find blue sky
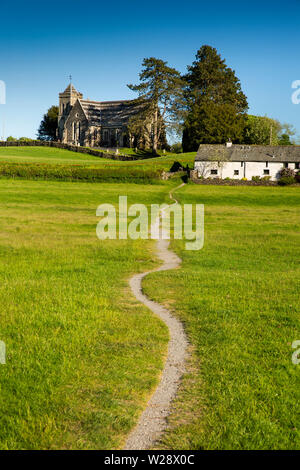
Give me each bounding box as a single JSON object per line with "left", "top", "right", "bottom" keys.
{"left": 0, "top": 0, "right": 299, "bottom": 140}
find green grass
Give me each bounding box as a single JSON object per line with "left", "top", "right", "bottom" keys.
{"left": 0, "top": 147, "right": 112, "bottom": 166}
{"left": 143, "top": 184, "right": 300, "bottom": 450}
{"left": 0, "top": 179, "right": 170, "bottom": 449}
{"left": 1, "top": 173, "right": 298, "bottom": 450}
{"left": 0, "top": 146, "right": 196, "bottom": 172}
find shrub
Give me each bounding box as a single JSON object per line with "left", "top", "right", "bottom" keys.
{"left": 278, "top": 167, "right": 295, "bottom": 185}
{"left": 279, "top": 167, "right": 295, "bottom": 178}
{"left": 252, "top": 176, "right": 261, "bottom": 182}
{"left": 278, "top": 176, "right": 296, "bottom": 186}
{"left": 170, "top": 143, "right": 183, "bottom": 154}
{"left": 261, "top": 175, "right": 271, "bottom": 182}
{"left": 295, "top": 170, "right": 300, "bottom": 183}
{"left": 18, "top": 137, "right": 34, "bottom": 142}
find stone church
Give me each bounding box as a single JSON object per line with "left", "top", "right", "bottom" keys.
{"left": 57, "top": 83, "right": 146, "bottom": 148}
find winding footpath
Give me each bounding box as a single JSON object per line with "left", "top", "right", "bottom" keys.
{"left": 124, "top": 183, "right": 188, "bottom": 450}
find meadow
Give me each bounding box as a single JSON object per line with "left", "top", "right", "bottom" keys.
{"left": 0, "top": 146, "right": 196, "bottom": 172}
{"left": 0, "top": 146, "right": 299, "bottom": 450}
{"left": 0, "top": 179, "right": 170, "bottom": 449}
{"left": 143, "top": 184, "right": 300, "bottom": 449}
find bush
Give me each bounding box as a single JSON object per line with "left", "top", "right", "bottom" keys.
{"left": 278, "top": 176, "right": 296, "bottom": 186}
{"left": 295, "top": 171, "right": 300, "bottom": 183}
{"left": 18, "top": 137, "right": 34, "bottom": 142}
{"left": 279, "top": 167, "right": 295, "bottom": 178}
{"left": 261, "top": 175, "right": 271, "bottom": 181}
{"left": 252, "top": 176, "right": 261, "bottom": 182}
{"left": 170, "top": 143, "right": 183, "bottom": 154}
{"left": 278, "top": 167, "right": 295, "bottom": 185}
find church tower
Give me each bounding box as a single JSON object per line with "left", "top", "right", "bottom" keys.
{"left": 57, "top": 83, "right": 83, "bottom": 141}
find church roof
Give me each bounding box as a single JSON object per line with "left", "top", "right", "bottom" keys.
{"left": 195, "top": 144, "right": 300, "bottom": 163}
{"left": 79, "top": 99, "right": 142, "bottom": 127}
{"left": 63, "top": 84, "right": 73, "bottom": 93}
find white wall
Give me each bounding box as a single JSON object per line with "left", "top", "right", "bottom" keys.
{"left": 194, "top": 161, "right": 299, "bottom": 181}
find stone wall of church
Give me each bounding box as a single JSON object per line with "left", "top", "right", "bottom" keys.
{"left": 63, "top": 101, "right": 88, "bottom": 146}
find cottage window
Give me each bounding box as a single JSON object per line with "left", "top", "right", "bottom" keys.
{"left": 295, "top": 162, "right": 299, "bottom": 170}
{"left": 234, "top": 170, "right": 239, "bottom": 175}
{"left": 284, "top": 162, "right": 288, "bottom": 168}
{"left": 241, "top": 161, "right": 243, "bottom": 167}
{"left": 266, "top": 161, "right": 268, "bottom": 167}
{"left": 264, "top": 169, "right": 270, "bottom": 175}
{"left": 211, "top": 169, "right": 218, "bottom": 175}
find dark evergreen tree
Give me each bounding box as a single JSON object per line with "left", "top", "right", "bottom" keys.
{"left": 37, "top": 105, "right": 59, "bottom": 141}
{"left": 182, "top": 46, "right": 248, "bottom": 151}
{"left": 128, "top": 57, "right": 184, "bottom": 154}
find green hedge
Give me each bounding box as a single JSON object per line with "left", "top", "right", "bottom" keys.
{"left": 0, "top": 162, "right": 161, "bottom": 184}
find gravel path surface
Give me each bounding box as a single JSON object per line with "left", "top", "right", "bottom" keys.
{"left": 124, "top": 183, "right": 188, "bottom": 450}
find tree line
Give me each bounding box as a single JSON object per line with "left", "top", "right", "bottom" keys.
{"left": 36, "top": 45, "right": 297, "bottom": 152}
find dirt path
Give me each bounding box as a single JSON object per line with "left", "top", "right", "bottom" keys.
{"left": 124, "top": 183, "right": 188, "bottom": 450}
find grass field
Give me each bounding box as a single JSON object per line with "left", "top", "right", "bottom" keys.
{"left": 0, "top": 179, "right": 171, "bottom": 449}
{"left": 0, "top": 146, "right": 196, "bottom": 172}
{"left": 143, "top": 184, "right": 300, "bottom": 449}
{"left": 0, "top": 147, "right": 113, "bottom": 166}
{"left": 0, "top": 156, "right": 299, "bottom": 450}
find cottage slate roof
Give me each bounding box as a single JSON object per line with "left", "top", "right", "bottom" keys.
{"left": 79, "top": 99, "right": 141, "bottom": 127}
{"left": 195, "top": 144, "right": 300, "bottom": 163}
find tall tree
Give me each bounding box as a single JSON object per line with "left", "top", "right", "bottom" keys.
{"left": 37, "top": 105, "right": 59, "bottom": 141}
{"left": 244, "top": 115, "right": 281, "bottom": 145}
{"left": 182, "top": 46, "right": 248, "bottom": 150}
{"left": 128, "top": 58, "right": 184, "bottom": 154}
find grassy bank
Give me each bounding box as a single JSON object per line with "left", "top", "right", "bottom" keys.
{"left": 0, "top": 180, "right": 170, "bottom": 449}
{"left": 0, "top": 146, "right": 196, "bottom": 172}
{"left": 143, "top": 184, "right": 300, "bottom": 450}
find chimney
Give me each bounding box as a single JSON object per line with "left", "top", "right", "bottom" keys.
{"left": 226, "top": 138, "right": 232, "bottom": 148}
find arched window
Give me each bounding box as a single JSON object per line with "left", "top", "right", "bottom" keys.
{"left": 73, "top": 122, "right": 76, "bottom": 140}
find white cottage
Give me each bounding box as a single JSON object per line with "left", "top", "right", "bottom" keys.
{"left": 194, "top": 144, "right": 300, "bottom": 181}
